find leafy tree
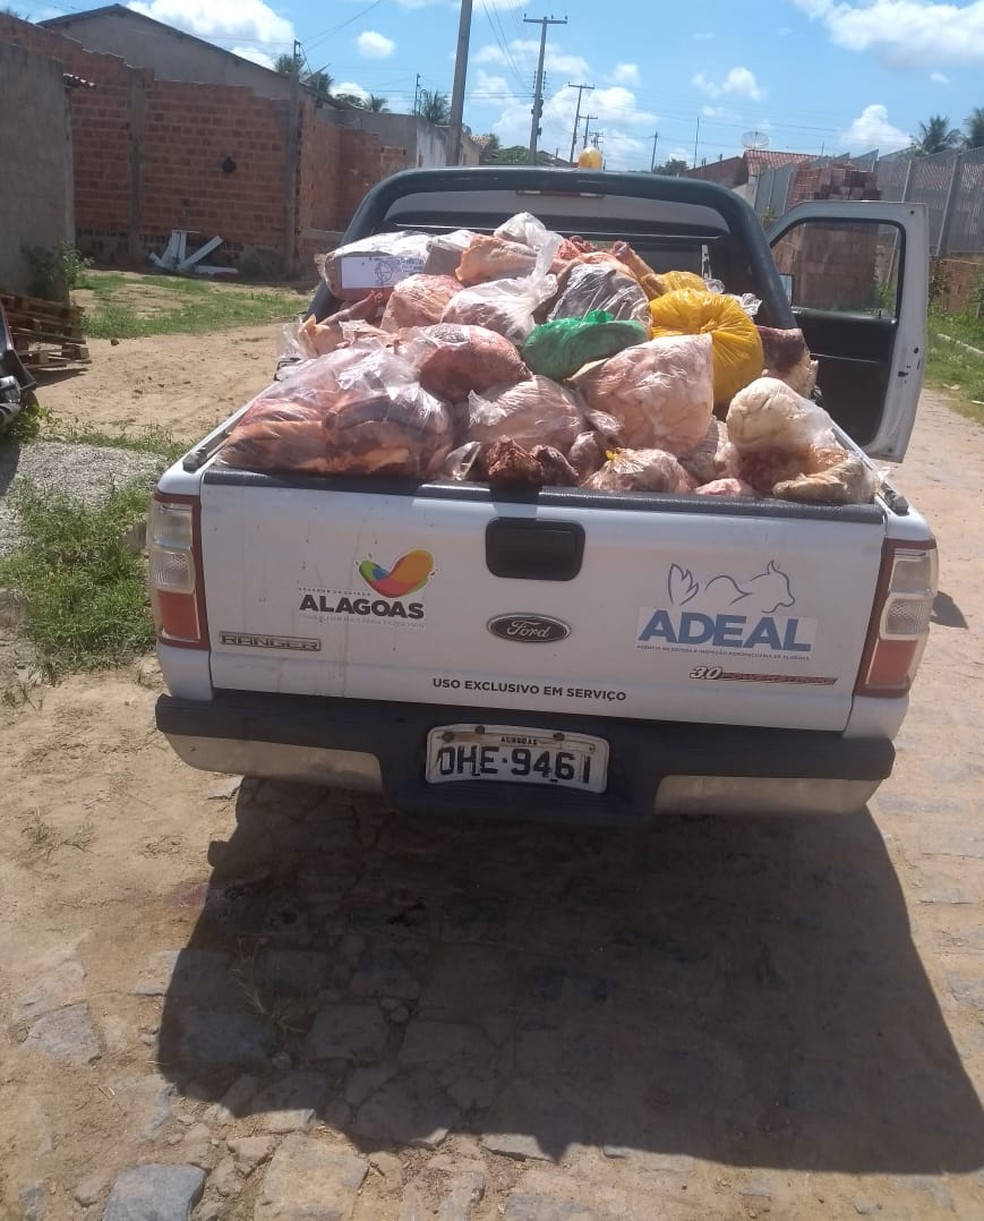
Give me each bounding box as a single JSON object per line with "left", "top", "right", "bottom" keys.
{"left": 652, "top": 158, "right": 688, "bottom": 176}
{"left": 274, "top": 52, "right": 303, "bottom": 78}
{"left": 418, "top": 89, "right": 451, "bottom": 125}
{"left": 492, "top": 144, "right": 530, "bottom": 164}
{"left": 965, "top": 106, "right": 984, "bottom": 150}
{"left": 367, "top": 94, "right": 390, "bottom": 113}
{"left": 335, "top": 93, "right": 368, "bottom": 109}
{"left": 914, "top": 114, "right": 962, "bottom": 155}
{"left": 479, "top": 133, "right": 501, "bottom": 164}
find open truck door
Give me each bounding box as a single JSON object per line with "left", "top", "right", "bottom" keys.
{"left": 768, "top": 201, "right": 929, "bottom": 461}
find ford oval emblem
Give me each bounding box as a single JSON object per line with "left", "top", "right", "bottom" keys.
{"left": 487, "top": 614, "right": 571, "bottom": 643}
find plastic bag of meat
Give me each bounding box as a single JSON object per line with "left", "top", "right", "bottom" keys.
{"left": 726, "top": 376, "right": 837, "bottom": 455}
{"left": 442, "top": 266, "right": 559, "bottom": 345}
{"left": 583, "top": 448, "right": 695, "bottom": 494}
{"left": 648, "top": 289, "right": 765, "bottom": 408}
{"left": 220, "top": 347, "right": 452, "bottom": 479}
{"left": 678, "top": 417, "right": 739, "bottom": 486}
{"left": 456, "top": 234, "right": 539, "bottom": 285}
{"left": 404, "top": 323, "right": 530, "bottom": 405}
{"left": 466, "top": 375, "right": 584, "bottom": 452}
{"left": 547, "top": 263, "right": 651, "bottom": 325}
{"left": 571, "top": 333, "right": 714, "bottom": 456}
{"left": 773, "top": 450, "right": 878, "bottom": 505}
{"left": 381, "top": 274, "right": 461, "bottom": 332}
{"left": 522, "top": 312, "right": 647, "bottom": 381}
{"left": 757, "top": 325, "right": 819, "bottom": 398}
{"left": 494, "top": 211, "right": 559, "bottom": 252}
{"left": 423, "top": 229, "right": 476, "bottom": 277}
{"left": 320, "top": 232, "right": 432, "bottom": 299}
{"left": 440, "top": 441, "right": 484, "bottom": 482}
{"left": 694, "top": 477, "right": 758, "bottom": 497}
{"left": 567, "top": 430, "right": 607, "bottom": 480}
{"left": 287, "top": 294, "right": 387, "bottom": 358}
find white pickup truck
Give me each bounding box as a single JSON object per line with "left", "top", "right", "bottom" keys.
{"left": 150, "top": 168, "right": 937, "bottom": 822}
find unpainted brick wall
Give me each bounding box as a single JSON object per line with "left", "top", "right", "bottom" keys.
{"left": 1, "top": 13, "right": 418, "bottom": 273}
{"left": 934, "top": 256, "right": 984, "bottom": 314}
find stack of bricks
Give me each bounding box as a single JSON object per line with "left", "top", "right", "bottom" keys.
{"left": 773, "top": 222, "right": 881, "bottom": 312}
{"left": 788, "top": 162, "right": 881, "bottom": 207}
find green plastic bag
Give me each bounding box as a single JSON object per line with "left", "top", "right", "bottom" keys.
{"left": 522, "top": 311, "right": 647, "bottom": 381}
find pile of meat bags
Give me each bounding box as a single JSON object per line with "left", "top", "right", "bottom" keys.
{"left": 217, "top": 212, "right": 877, "bottom": 506}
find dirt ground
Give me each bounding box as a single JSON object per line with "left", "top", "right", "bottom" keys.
{"left": 1, "top": 340, "right": 983, "bottom": 1219}
{"left": 34, "top": 324, "right": 287, "bottom": 442}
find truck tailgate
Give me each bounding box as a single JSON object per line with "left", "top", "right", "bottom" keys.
{"left": 200, "top": 474, "right": 885, "bottom": 732}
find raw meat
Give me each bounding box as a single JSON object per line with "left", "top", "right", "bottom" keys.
{"left": 467, "top": 375, "right": 584, "bottom": 452}
{"left": 694, "top": 477, "right": 758, "bottom": 497}
{"left": 423, "top": 229, "right": 474, "bottom": 277}
{"left": 773, "top": 452, "right": 878, "bottom": 505}
{"left": 456, "top": 234, "right": 537, "bottom": 285}
{"left": 407, "top": 324, "right": 529, "bottom": 404}
{"left": 737, "top": 448, "right": 810, "bottom": 494}
{"left": 381, "top": 275, "right": 461, "bottom": 331}
{"left": 572, "top": 333, "right": 714, "bottom": 456}
{"left": 547, "top": 263, "right": 650, "bottom": 324}
{"left": 678, "top": 417, "right": 739, "bottom": 485}
{"left": 757, "top": 325, "right": 819, "bottom": 398}
{"left": 480, "top": 438, "right": 543, "bottom": 487}
{"left": 530, "top": 444, "right": 580, "bottom": 486}
{"left": 442, "top": 266, "right": 559, "bottom": 345}
{"left": 221, "top": 347, "right": 453, "bottom": 479}
{"left": 583, "top": 448, "right": 695, "bottom": 493}
{"left": 726, "top": 376, "right": 837, "bottom": 454}
{"left": 567, "top": 430, "right": 607, "bottom": 479}
{"left": 296, "top": 293, "right": 386, "bottom": 357}
{"left": 610, "top": 242, "right": 666, "bottom": 299}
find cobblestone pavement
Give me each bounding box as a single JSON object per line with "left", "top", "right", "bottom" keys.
{"left": 1, "top": 391, "right": 983, "bottom": 1219}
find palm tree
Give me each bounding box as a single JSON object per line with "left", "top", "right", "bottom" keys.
{"left": 335, "top": 93, "right": 368, "bottom": 109}
{"left": 367, "top": 94, "right": 389, "bottom": 113}
{"left": 965, "top": 106, "right": 984, "bottom": 150}
{"left": 914, "top": 114, "right": 963, "bottom": 155}
{"left": 418, "top": 89, "right": 451, "bottom": 126}
{"left": 305, "top": 69, "right": 334, "bottom": 100}
{"left": 274, "top": 52, "right": 303, "bottom": 78}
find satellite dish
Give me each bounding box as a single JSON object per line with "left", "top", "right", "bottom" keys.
{"left": 742, "top": 130, "right": 770, "bottom": 150}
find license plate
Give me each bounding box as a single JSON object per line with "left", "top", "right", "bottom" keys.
{"left": 425, "top": 724, "right": 609, "bottom": 794}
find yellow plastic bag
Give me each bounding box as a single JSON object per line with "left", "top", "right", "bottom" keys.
{"left": 659, "top": 270, "right": 706, "bottom": 293}
{"left": 649, "top": 289, "right": 764, "bottom": 407}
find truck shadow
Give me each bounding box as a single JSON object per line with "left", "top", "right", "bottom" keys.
{"left": 157, "top": 782, "right": 984, "bottom": 1173}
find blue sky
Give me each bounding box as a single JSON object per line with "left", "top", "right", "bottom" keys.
{"left": 27, "top": 0, "right": 984, "bottom": 170}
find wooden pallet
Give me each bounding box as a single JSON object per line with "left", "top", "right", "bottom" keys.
{"left": 1, "top": 290, "right": 89, "bottom": 370}
{"left": 19, "top": 342, "right": 90, "bottom": 370}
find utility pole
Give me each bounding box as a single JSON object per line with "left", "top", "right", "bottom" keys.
{"left": 447, "top": 0, "right": 473, "bottom": 166}
{"left": 413, "top": 73, "right": 421, "bottom": 115}
{"left": 693, "top": 114, "right": 700, "bottom": 167}
{"left": 582, "top": 113, "right": 597, "bottom": 148}
{"left": 650, "top": 131, "right": 659, "bottom": 172}
{"left": 524, "top": 14, "right": 567, "bottom": 165}
{"left": 567, "top": 81, "right": 594, "bottom": 162}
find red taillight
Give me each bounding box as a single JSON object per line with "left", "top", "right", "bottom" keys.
{"left": 855, "top": 539, "right": 938, "bottom": 697}
{"left": 148, "top": 493, "right": 208, "bottom": 649}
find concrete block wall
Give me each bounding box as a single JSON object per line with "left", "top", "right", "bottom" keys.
{"left": 0, "top": 41, "right": 74, "bottom": 295}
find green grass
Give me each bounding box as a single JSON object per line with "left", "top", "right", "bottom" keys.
{"left": 77, "top": 270, "right": 306, "bottom": 340}
{"left": 0, "top": 480, "right": 155, "bottom": 679}
{"left": 926, "top": 308, "right": 984, "bottom": 425}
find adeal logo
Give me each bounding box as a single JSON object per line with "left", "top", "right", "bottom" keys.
{"left": 358, "top": 549, "right": 434, "bottom": 598}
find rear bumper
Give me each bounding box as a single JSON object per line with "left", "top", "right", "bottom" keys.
{"left": 156, "top": 691, "right": 894, "bottom": 824}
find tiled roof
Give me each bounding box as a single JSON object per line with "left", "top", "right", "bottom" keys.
{"left": 743, "top": 149, "right": 815, "bottom": 174}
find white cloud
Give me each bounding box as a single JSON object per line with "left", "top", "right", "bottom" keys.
{"left": 334, "top": 80, "right": 369, "bottom": 101}
{"left": 840, "top": 103, "right": 913, "bottom": 151}
{"left": 701, "top": 104, "right": 740, "bottom": 120}
{"left": 792, "top": 0, "right": 984, "bottom": 67}
{"left": 692, "top": 66, "right": 765, "bottom": 101}
{"left": 356, "top": 30, "right": 395, "bottom": 59}
{"left": 471, "top": 38, "right": 589, "bottom": 80}
{"left": 127, "top": 0, "right": 293, "bottom": 45}
{"left": 396, "top": 0, "right": 524, "bottom": 7}
{"left": 612, "top": 62, "right": 639, "bottom": 86}
{"left": 230, "top": 45, "right": 275, "bottom": 67}
{"left": 930, "top": 70, "right": 949, "bottom": 82}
